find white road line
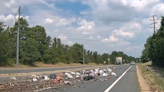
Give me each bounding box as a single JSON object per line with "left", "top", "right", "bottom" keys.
{"left": 104, "top": 65, "right": 133, "bottom": 92}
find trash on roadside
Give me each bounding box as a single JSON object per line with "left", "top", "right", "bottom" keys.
{"left": 43, "top": 75, "right": 50, "bottom": 80}
{"left": 107, "top": 68, "right": 112, "bottom": 73}
{"left": 9, "top": 77, "right": 17, "bottom": 81}
{"left": 105, "top": 78, "right": 110, "bottom": 81}
{"left": 64, "top": 81, "right": 72, "bottom": 85}
{"left": 32, "top": 77, "right": 38, "bottom": 82}
{"left": 55, "top": 76, "right": 62, "bottom": 82}
{"left": 49, "top": 74, "right": 57, "bottom": 80}
{"left": 111, "top": 72, "right": 117, "bottom": 76}
{"left": 1, "top": 66, "right": 119, "bottom": 92}
{"left": 102, "top": 73, "right": 108, "bottom": 77}
{"left": 65, "top": 72, "right": 74, "bottom": 79}
{"left": 70, "top": 72, "right": 76, "bottom": 75}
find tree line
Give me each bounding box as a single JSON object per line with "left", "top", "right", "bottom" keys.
{"left": 0, "top": 18, "right": 137, "bottom": 66}
{"left": 141, "top": 16, "right": 164, "bottom": 68}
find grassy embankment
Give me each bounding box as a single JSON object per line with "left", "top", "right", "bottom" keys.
{"left": 138, "top": 62, "right": 164, "bottom": 92}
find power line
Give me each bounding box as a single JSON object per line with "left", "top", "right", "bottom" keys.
{"left": 16, "top": 6, "right": 21, "bottom": 66}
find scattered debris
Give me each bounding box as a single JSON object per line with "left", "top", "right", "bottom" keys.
{"left": 0, "top": 66, "right": 119, "bottom": 92}
{"left": 9, "top": 77, "right": 16, "bottom": 81}
{"left": 49, "top": 74, "right": 57, "bottom": 80}
{"left": 111, "top": 72, "right": 117, "bottom": 76}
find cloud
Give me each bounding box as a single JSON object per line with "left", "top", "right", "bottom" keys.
{"left": 102, "top": 35, "right": 119, "bottom": 42}
{"left": 67, "top": 41, "right": 73, "bottom": 45}
{"left": 56, "top": 18, "right": 69, "bottom": 26}
{"left": 4, "top": 0, "right": 15, "bottom": 8}
{"left": 97, "top": 35, "right": 101, "bottom": 39}
{"left": 0, "top": 0, "right": 163, "bottom": 57}
{"left": 0, "top": 14, "right": 15, "bottom": 21}
{"left": 0, "top": 14, "right": 15, "bottom": 26}
{"left": 38, "top": 0, "right": 55, "bottom": 9}
{"left": 142, "top": 18, "right": 150, "bottom": 25}
{"left": 81, "top": 0, "right": 160, "bottom": 23}
{"left": 126, "top": 45, "right": 144, "bottom": 51}
{"left": 57, "top": 34, "right": 67, "bottom": 40}
{"left": 151, "top": 3, "right": 164, "bottom": 16}
{"left": 142, "top": 16, "right": 161, "bottom": 29}
{"left": 113, "top": 30, "right": 135, "bottom": 38}
{"left": 108, "top": 41, "right": 131, "bottom": 47}
{"left": 45, "top": 18, "right": 54, "bottom": 24}
{"left": 89, "top": 36, "right": 94, "bottom": 40}
{"left": 25, "top": 16, "right": 29, "bottom": 20}
{"left": 77, "top": 18, "right": 95, "bottom": 34}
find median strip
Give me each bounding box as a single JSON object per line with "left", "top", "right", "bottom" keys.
{"left": 0, "top": 66, "right": 107, "bottom": 78}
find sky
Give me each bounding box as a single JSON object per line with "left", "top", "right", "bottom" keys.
{"left": 0, "top": 0, "right": 164, "bottom": 57}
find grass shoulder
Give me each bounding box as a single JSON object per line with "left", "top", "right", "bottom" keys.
{"left": 138, "top": 62, "right": 164, "bottom": 92}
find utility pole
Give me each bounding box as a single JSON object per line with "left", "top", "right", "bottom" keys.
{"left": 108, "top": 58, "right": 110, "bottom": 65}
{"left": 82, "top": 41, "right": 90, "bottom": 64}
{"left": 150, "top": 15, "right": 157, "bottom": 34}
{"left": 16, "top": 6, "right": 21, "bottom": 65}
{"left": 82, "top": 44, "right": 85, "bottom": 65}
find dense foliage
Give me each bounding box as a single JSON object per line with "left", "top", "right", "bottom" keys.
{"left": 0, "top": 18, "right": 136, "bottom": 66}
{"left": 141, "top": 16, "right": 164, "bottom": 67}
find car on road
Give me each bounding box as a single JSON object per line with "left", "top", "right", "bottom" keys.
{"left": 130, "top": 61, "right": 136, "bottom": 65}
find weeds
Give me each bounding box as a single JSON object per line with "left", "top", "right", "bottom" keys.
{"left": 138, "top": 64, "right": 164, "bottom": 92}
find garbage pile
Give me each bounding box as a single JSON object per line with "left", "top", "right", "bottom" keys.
{"left": 0, "top": 67, "right": 118, "bottom": 92}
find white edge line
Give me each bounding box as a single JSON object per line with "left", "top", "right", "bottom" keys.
{"left": 104, "top": 65, "right": 133, "bottom": 92}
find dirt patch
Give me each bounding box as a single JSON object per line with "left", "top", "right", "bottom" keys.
{"left": 137, "top": 65, "right": 151, "bottom": 92}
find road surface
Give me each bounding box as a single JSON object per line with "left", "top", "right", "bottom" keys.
{"left": 0, "top": 66, "right": 94, "bottom": 74}
{"left": 42, "top": 65, "right": 139, "bottom": 92}
{"left": 0, "top": 65, "right": 102, "bottom": 83}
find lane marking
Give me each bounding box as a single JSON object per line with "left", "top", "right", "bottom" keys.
{"left": 104, "top": 65, "right": 133, "bottom": 92}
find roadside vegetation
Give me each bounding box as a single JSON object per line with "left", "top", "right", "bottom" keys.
{"left": 141, "top": 16, "right": 164, "bottom": 68}
{"left": 138, "top": 63, "right": 164, "bottom": 92}
{"left": 0, "top": 18, "right": 137, "bottom": 67}
{"left": 140, "top": 16, "right": 164, "bottom": 92}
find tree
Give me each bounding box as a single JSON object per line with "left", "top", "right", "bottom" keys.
{"left": 69, "top": 43, "right": 83, "bottom": 63}
{"left": 102, "top": 53, "right": 109, "bottom": 64}
{"left": 0, "top": 23, "right": 14, "bottom": 66}
{"left": 93, "top": 51, "right": 99, "bottom": 64}
{"left": 141, "top": 16, "right": 164, "bottom": 67}
{"left": 0, "top": 17, "right": 138, "bottom": 66}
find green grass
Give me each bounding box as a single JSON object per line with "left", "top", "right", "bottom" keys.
{"left": 138, "top": 64, "right": 164, "bottom": 92}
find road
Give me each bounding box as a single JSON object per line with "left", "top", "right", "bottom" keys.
{"left": 0, "top": 65, "right": 100, "bottom": 83}
{"left": 0, "top": 66, "right": 94, "bottom": 74}
{"left": 42, "top": 65, "right": 139, "bottom": 92}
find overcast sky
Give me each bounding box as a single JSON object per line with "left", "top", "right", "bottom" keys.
{"left": 0, "top": 0, "right": 164, "bottom": 57}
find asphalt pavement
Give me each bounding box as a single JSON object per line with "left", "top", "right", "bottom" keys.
{"left": 0, "top": 66, "right": 94, "bottom": 74}
{"left": 109, "top": 65, "right": 139, "bottom": 92}
{"left": 0, "top": 65, "right": 98, "bottom": 83}
{"left": 41, "top": 65, "right": 139, "bottom": 92}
